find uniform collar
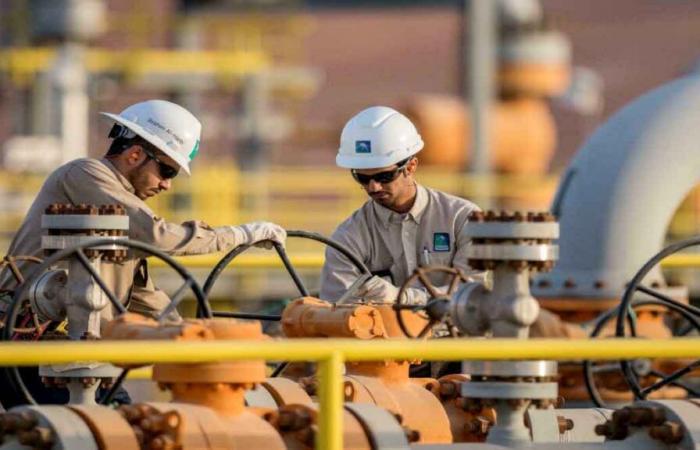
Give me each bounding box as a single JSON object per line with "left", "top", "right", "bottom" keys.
{"left": 373, "top": 184, "right": 428, "bottom": 228}
{"left": 101, "top": 158, "right": 136, "bottom": 194}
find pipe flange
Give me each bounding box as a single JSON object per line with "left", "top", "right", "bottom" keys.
{"left": 467, "top": 244, "right": 558, "bottom": 262}
{"left": 462, "top": 381, "right": 559, "bottom": 400}
{"left": 464, "top": 221, "right": 559, "bottom": 240}
{"left": 4, "top": 405, "right": 99, "bottom": 450}
{"left": 462, "top": 360, "right": 558, "bottom": 378}
{"left": 39, "top": 363, "right": 122, "bottom": 379}
{"left": 469, "top": 210, "right": 556, "bottom": 224}
{"left": 41, "top": 215, "right": 129, "bottom": 231}
{"left": 344, "top": 403, "right": 411, "bottom": 449}
{"left": 41, "top": 235, "right": 128, "bottom": 251}
{"left": 450, "top": 281, "right": 489, "bottom": 336}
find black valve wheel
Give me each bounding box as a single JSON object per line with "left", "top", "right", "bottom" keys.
{"left": 0, "top": 255, "right": 47, "bottom": 340}
{"left": 1, "top": 238, "right": 208, "bottom": 408}
{"left": 611, "top": 236, "right": 700, "bottom": 405}
{"left": 202, "top": 230, "right": 371, "bottom": 378}
{"left": 583, "top": 297, "right": 700, "bottom": 408}
{"left": 201, "top": 230, "right": 371, "bottom": 320}
{"left": 392, "top": 266, "right": 468, "bottom": 339}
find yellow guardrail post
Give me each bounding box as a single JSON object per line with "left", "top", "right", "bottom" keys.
{"left": 317, "top": 351, "right": 344, "bottom": 450}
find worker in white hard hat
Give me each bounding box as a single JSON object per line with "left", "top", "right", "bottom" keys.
{"left": 320, "top": 106, "right": 587, "bottom": 347}
{"left": 0, "top": 99, "right": 286, "bottom": 323}
{"left": 320, "top": 106, "right": 480, "bottom": 305}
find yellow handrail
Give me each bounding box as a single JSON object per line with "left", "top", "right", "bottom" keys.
{"left": 147, "top": 252, "right": 700, "bottom": 270}
{"left": 658, "top": 253, "right": 700, "bottom": 268}
{"left": 1, "top": 337, "right": 699, "bottom": 450}
{"left": 1, "top": 338, "right": 698, "bottom": 365}
{"left": 149, "top": 252, "right": 325, "bottom": 269}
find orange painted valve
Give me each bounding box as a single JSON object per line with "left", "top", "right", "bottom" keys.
{"left": 277, "top": 298, "right": 494, "bottom": 444}
{"left": 102, "top": 313, "right": 287, "bottom": 449}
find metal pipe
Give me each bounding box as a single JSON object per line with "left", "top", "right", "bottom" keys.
{"left": 3, "top": 337, "right": 698, "bottom": 449}
{"left": 467, "top": 0, "right": 497, "bottom": 175}
{"left": 0, "top": 338, "right": 699, "bottom": 366}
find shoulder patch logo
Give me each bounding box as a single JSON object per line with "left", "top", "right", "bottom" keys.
{"left": 355, "top": 140, "right": 371, "bottom": 154}
{"left": 433, "top": 232, "right": 450, "bottom": 252}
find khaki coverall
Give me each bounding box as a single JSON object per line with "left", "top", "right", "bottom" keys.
{"left": 320, "top": 183, "right": 585, "bottom": 338}
{"left": 320, "top": 184, "right": 480, "bottom": 303}
{"left": 0, "top": 158, "right": 242, "bottom": 321}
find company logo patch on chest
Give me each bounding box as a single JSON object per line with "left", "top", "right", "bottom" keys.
{"left": 355, "top": 140, "right": 372, "bottom": 153}
{"left": 433, "top": 232, "right": 450, "bottom": 252}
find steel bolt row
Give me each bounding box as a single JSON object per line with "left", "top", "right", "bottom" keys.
{"left": 118, "top": 404, "right": 181, "bottom": 450}
{"left": 0, "top": 411, "right": 54, "bottom": 449}
{"left": 44, "top": 203, "right": 126, "bottom": 216}
{"left": 44, "top": 203, "right": 128, "bottom": 262}
{"left": 595, "top": 406, "right": 684, "bottom": 444}
{"left": 469, "top": 211, "right": 556, "bottom": 223}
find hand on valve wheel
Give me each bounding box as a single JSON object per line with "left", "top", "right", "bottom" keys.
{"left": 356, "top": 275, "right": 429, "bottom": 305}
{"left": 229, "top": 222, "right": 287, "bottom": 249}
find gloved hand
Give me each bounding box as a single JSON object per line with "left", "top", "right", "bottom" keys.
{"left": 356, "top": 276, "right": 430, "bottom": 305}
{"left": 229, "top": 222, "right": 287, "bottom": 249}
{"left": 355, "top": 276, "right": 400, "bottom": 303}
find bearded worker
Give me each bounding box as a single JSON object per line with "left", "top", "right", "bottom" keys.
{"left": 0, "top": 99, "right": 286, "bottom": 322}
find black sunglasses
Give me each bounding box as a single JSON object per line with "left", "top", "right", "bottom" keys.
{"left": 351, "top": 159, "right": 410, "bottom": 185}
{"left": 142, "top": 147, "right": 180, "bottom": 179}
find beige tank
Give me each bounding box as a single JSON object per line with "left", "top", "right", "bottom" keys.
{"left": 403, "top": 95, "right": 556, "bottom": 174}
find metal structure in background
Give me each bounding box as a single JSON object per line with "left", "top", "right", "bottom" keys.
{"left": 464, "top": 0, "right": 573, "bottom": 210}
{"left": 0, "top": 1, "right": 321, "bottom": 173}
{"left": 466, "top": 0, "right": 497, "bottom": 176}
{"left": 535, "top": 74, "right": 700, "bottom": 301}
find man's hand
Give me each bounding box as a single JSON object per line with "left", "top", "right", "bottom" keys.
{"left": 356, "top": 276, "right": 433, "bottom": 305}
{"left": 230, "top": 222, "right": 287, "bottom": 249}
{"left": 356, "top": 276, "right": 400, "bottom": 303}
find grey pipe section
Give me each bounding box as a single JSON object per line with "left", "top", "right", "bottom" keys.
{"left": 467, "top": 0, "right": 497, "bottom": 175}
{"left": 533, "top": 75, "right": 700, "bottom": 299}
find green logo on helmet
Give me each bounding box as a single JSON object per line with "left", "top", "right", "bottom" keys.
{"left": 189, "top": 139, "right": 200, "bottom": 161}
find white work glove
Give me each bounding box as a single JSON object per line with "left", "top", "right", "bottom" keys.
{"left": 355, "top": 276, "right": 399, "bottom": 303}
{"left": 229, "top": 221, "right": 287, "bottom": 249}
{"left": 356, "top": 276, "right": 430, "bottom": 305}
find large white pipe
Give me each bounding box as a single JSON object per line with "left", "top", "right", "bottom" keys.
{"left": 53, "top": 42, "right": 89, "bottom": 164}
{"left": 533, "top": 75, "right": 700, "bottom": 299}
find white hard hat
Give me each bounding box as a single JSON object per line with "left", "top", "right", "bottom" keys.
{"left": 101, "top": 100, "right": 202, "bottom": 175}
{"left": 336, "top": 106, "right": 424, "bottom": 169}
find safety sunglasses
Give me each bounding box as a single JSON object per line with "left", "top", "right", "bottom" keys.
{"left": 351, "top": 159, "right": 410, "bottom": 185}
{"left": 142, "top": 147, "right": 180, "bottom": 179}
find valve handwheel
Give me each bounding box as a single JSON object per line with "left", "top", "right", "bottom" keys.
{"left": 0, "top": 255, "right": 47, "bottom": 340}
{"left": 582, "top": 298, "right": 700, "bottom": 408}
{"left": 393, "top": 266, "right": 468, "bottom": 339}
{"left": 202, "top": 230, "right": 372, "bottom": 378}
{"left": 613, "top": 236, "right": 700, "bottom": 404}
{"left": 1, "top": 238, "right": 208, "bottom": 407}
{"left": 201, "top": 230, "right": 371, "bottom": 318}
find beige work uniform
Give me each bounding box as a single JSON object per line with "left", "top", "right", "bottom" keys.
{"left": 320, "top": 183, "right": 585, "bottom": 338}
{"left": 320, "top": 184, "right": 480, "bottom": 303}
{"left": 0, "top": 158, "right": 242, "bottom": 321}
